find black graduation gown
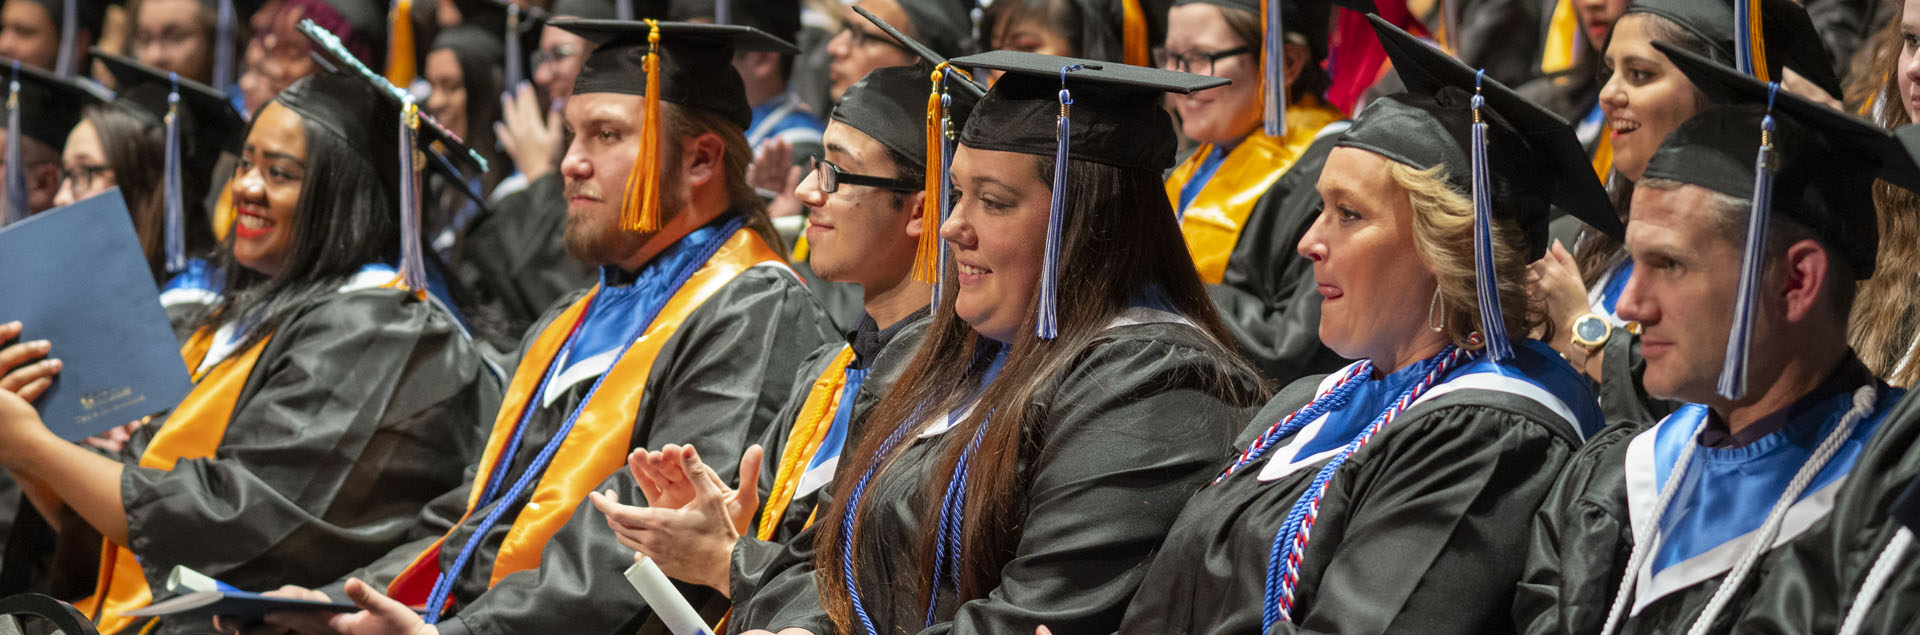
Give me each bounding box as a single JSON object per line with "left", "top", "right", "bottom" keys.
{"left": 1208, "top": 134, "right": 1348, "bottom": 387}
{"left": 1725, "top": 387, "right": 1920, "bottom": 634}
{"left": 1512, "top": 364, "right": 1899, "bottom": 635}
{"left": 121, "top": 285, "right": 501, "bottom": 628}
{"left": 1119, "top": 361, "right": 1586, "bottom": 635}
{"left": 729, "top": 321, "right": 1265, "bottom": 635}
{"left": 1596, "top": 323, "right": 1677, "bottom": 428}
{"left": 733, "top": 310, "right": 933, "bottom": 585}
{"left": 451, "top": 172, "right": 597, "bottom": 351}
{"left": 323, "top": 264, "right": 838, "bottom": 635}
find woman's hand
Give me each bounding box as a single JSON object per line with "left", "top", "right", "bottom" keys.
{"left": 589, "top": 444, "right": 763, "bottom": 593}
{"left": 1781, "top": 68, "right": 1844, "bottom": 111}
{"left": 1528, "top": 240, "right": 1589, "bottom": 339}
{"left": 250, "top": 585, "right": 345, "bottom": 634}
{"left": 0, "top": 321, "right": 60, "bottom": 402}
{"left": 495, "top": 82, "right": 565, "bottom": 183}
{"left": 327, "top": 579, "right": 436, "bottom": 635}
{"left": 83, "top": 419, "right": 147, "bottom": 454}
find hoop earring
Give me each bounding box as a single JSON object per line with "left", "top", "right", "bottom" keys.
{"left": 1427, "top": 287, "right": 1445, "bottom": 333}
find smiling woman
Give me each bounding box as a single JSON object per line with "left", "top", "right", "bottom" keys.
{"left": 0, "top": 71, "right": 498, "bottom": 633}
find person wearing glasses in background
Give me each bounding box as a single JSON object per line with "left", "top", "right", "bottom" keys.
{"left": 823, "top": 0, "right": 969, "bottom": 103}
{"left": 1161, "top": 0, "right": 1366, "bottom": 386}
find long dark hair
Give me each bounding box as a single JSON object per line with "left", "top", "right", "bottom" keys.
{"left": 812, "top": 152, "right": 1267, "bottom": 632}
{"left": 83, "top": 104, "right": 216, "bottom": 283}
{"left": 1574, "top": 11, "right": 1714, "bottom": 287}
{"left": 203, "top": 93, "right": 400, "bottom": 351}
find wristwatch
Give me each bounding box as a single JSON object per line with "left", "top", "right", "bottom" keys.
{"left": 1569, "top": 313, "right": 1612, "bottom": 352}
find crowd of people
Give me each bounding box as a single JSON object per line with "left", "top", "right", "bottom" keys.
{"left": 0, "top": 0, "right": 1918, "bottom": 633}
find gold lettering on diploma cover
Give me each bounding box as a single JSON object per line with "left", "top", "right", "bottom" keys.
{"left": 75, "top": 387, "right": 145, "bottom": 424}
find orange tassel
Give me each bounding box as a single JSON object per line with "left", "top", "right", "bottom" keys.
{"left": 621, "top": 20, "right": 665, "bottom": 233}
{"left": 1747, "top": 0, "right": 1769, "bottom": 83}
{"left": 385, "top": 0, "right": 416, "bottom": 86}
{"left": 1121, "top": 0, "right": 1148, "bottom": 68}
{"left": 911, "top": 65, "right": 946, "bottom": 283}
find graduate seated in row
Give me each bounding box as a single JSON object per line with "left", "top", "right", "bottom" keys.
{"left": 712, "top": 50, "right": 1267, "bottom": 635}
{"left": 587, "top": 62, "right": 979, "bottom": 605}
{"left": 0, "top": 67, "right": 502, "bottom": 634}
{"left": 1513, "top": 42, "right": 1920, "bottom": 635}
{"left": 1118, "top": 16, "right": 1609, "bottom": 635}
{"left": 256, "top": 19, "right": 839, "bottom": 635}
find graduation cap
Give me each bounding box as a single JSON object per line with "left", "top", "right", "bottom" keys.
{"left": 1622, "top": 0, "right": 1840, "bottom": 100}
{"left": 1647, "top": 41, "right": 1920, "bottom": 399}
{"left": 550, "top": 0, "right": 621, "bottom": 19}
{"left": 853, "top": 5, "right": 985, "bottom": 96}
{"left": 952, "top": 50, "right": 1224, "bottom": 338}
{"left": 200, "top": 0, "right": 270, "bottom": 92}
{"left": 95, "top": 51, "right": 246, "bottom": 274}
{"left": 668, "top": 0, "right": 797, "bottom": 43}
{"left": 292, "top": 18, "right": 488, "bottom": 293}
{"left": 1168, "top": 0, "right": 1371, "bottom": 138}
{"left": 1338, "top": 15, "right": 1615, "bottom": 362}
{"left": 888, "top": 0, "right": 974, "bottom": 61}
{"left": 2, "top": 60, "right": 105, "bottom": 223}
{"left": 553, "top": 18, "right": 794, "bottom": 233}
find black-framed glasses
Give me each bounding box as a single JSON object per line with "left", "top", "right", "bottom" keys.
{"left": 837, "top": 24, "right": 914, "bottom": 55}
{"left": 58, "top": 163, "right": 112, "bottom": 192}
{"left": 810, "top": 156, "right": 918, "bottom": 194}
{"left": 1156, "top": 46, "right": 1253, "bottom": 76}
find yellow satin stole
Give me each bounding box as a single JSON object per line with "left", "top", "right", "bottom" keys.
{"left": 1166, "top": 99, "right": 1344, "bottom": 284}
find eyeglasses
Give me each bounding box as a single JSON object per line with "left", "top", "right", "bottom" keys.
{"left": 837, "top": 24, "right": 913, "bottom": 55}
{"left": 1156, "top": 46, "right": 1253, "bottom": 76}
{"left": 531, "top": 43, "right": 583, "bottom": 68}
{"left": 59, "top": 163, "right": 112, "bottom": 193}
{"left": 810, "top": 156, "right": 918, "bottom": 194}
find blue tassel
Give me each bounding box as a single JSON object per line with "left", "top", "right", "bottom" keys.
{"left": 1469, "top": 70, "right": 1514, "bottom": 362}
{"left": 616, "top": 0, "right": 632, "bottom": 21}
{"left": 935, "top": 88, "right": 954, "bottom": 312}
{"left": 715, "top": 0, "right": 730, "bottom": 24}
{"left": 6, "top": 62, "right": 25, "bottom": 226}
{"left": 1718, "top": 84, "right": 1779, "bottom": 400}
{"left": 398, "top": 101, "right": 429, "bottom": 292}
{"left": 213, "top": 0, "right": 235, "bottom": 92}
{"left": 1733, "top": 0, "right": 1754, "bottom": 76}
{"left": 1039, "top": 65, "right": 1082, "bottom": 340}
{"left": 1262, "top": 0, "right": 1284, "bottom": 137}
{"left": 503, "top": 4, "right": 524, "bottom": 88}
{"left": 54, "top": 0, "right": 74, "bottom": 78}
{"left": 163, "top": 73, "right": 186, "bottom": 274}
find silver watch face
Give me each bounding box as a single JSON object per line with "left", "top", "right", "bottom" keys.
{"left": 1576, "top": 316, "right": 1609, "bottom": 342}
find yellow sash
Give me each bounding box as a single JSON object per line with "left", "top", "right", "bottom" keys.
{"left": 755, "top": 346, "right": 856, "bottom": 540}
{"left": 75, "top": 327, "right": 273, "bottom": 634}
{"left": 1539, "top": 0, "right": 1579, "bottom": 75}
{"left": 388, "top": 228, "right": 786, "bottom": 606}
{"left": 1166, "top": 100, "right": 1344, "bottom": 284}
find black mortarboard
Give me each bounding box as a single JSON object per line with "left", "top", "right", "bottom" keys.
{"left": 669, "top": 0, "right": 798, "bottom": 44}
{"left": 1647, "top": 42, "right": 1920, "bottom": 399}
{"left": 833, "top": 66, "right": 977, "bottom": 172}
{"left": 890, "top": 0, "right": 973, "bottom": 60}
{"left": 854, "top": 5, "right": 985, "bottom": 96}
{"left": 559, "top": 19, "right": 796, "bottom": 128}
{"left": 4, "top": 0, "right": 104, "bottom": 77}
{"left": 1341, "top": 15, "right": 1614, "bottom": 362}
{"left": 550, "top": 0, "right": 620, "bottom": 19}
{"left": 1622, "top": 0, "right": 1840, "bottom": 100}
{"left": 2, "top": 60, "right": 104, "bottom": 222}
{"left": 95, "top": 51, "right": 247, "bottom": 273}
{"left": 294, "top": 18, "right": 487, "bottom": 292}
{"left": 952, "top": 50, "right": 1223, "bottom": 338}
{"left": 555, "top": 18, "right": 793, "bottom": 233}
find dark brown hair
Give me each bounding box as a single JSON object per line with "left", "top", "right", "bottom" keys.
{"left": 82, "top": 103, "right": 215, "bottom": 283}
{"left": 811, "top": 151, "right": 1266, "bottom": 632}
{"left": 660, "top": 102, "right": 785, "bottom": 258}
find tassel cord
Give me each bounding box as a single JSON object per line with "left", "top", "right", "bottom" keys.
{"left": 1468, "top": 71, "right": 1513, "bottom": 361}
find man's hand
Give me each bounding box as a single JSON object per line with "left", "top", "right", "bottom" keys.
{"left": 588, "top": 444, "right": 763, "bottom": 593}
{"left": 327, "top": 579, "right": 436, "bottom": 635}
{"left": 250, "top": 585, "right": 345, "bottom": 635}
{"left": 496, "top": 82, "right": 566, "bottom": 183}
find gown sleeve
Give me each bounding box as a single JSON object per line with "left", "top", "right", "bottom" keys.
{"left": 1511, "top": 422, "right": 1644, "bottom": 635}
{"left": 119, "top": 288, "right": 498, "bottom": 592}
{"left": 1597, "top": 325, "right": 1675, "bottom": 426}
{"left": 1273, "top": 396, "right": 1580, "bottom": 634}
{"left": 1207, "top": 136, "right": 1348, "bottom": 387}
{"left": 431, "top": 267, "right": 839, "bottom": 635}
{"left": 920, "top": 332, "right": 1256, "bottom": 635}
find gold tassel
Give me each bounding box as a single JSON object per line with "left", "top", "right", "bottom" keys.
{"left": 911, "top": 64, "right": 947, "bottom": 283}
{"left": 621, "top": 20, "right": 665, "bottom": 233}
{"left": 1747, "top": 0, "right": 1769, "bottom": 83}
{"left": 1121, "top": 0, "right": 1148, "bottom": 67}
{"left": 386, "top": 0, "right": 416, "bottom": 86}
